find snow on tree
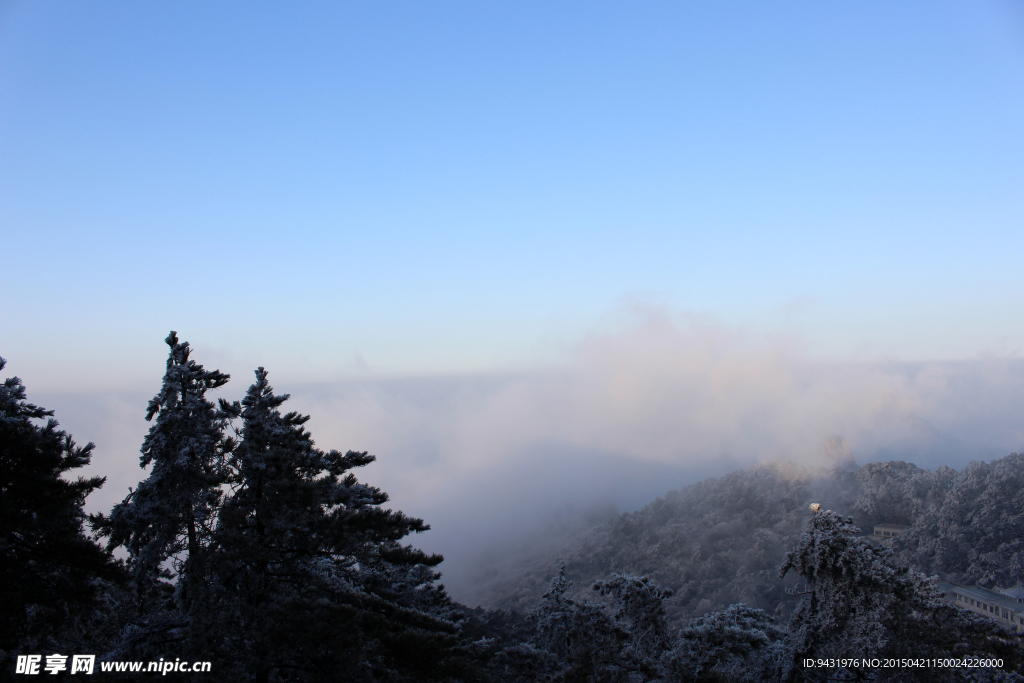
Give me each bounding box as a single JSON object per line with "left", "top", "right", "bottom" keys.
{"left": 529, "top": 561, "right": 631, "bottom": 682}
{"left": 0, "top": 357, "right": 122, "bottom": 655}
{"left": 92, "top": 332, "right": 232, "bottom": 658}
{"left": 892, "top": 453, "right": 1024, "bottom": 589}
{"left": 780, "top": 507, "right": 1023, "bottom": 682}
{"left": 592, "top": 573, "right": 673, "bottom": 665}
{"left": 852, "top": 460, "right": 955, "bottom": 527}
{"left": 659, "top": 603, "right": 785, "bottom": 683}
{"left": 522, "top": 563, "right": 785, "bottom": 682}
{"left": 207, "top": 367, "right": 462, "bottom": 682}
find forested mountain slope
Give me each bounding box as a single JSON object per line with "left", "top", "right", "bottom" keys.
{"left": 892, "top": 453, "right": 1024, "bottom": 588}
{"left": 480, "top": 454, "right": 1024, "bottom": 624}
{"left": 480, "top": 462, "right": 859, "bottom": 622}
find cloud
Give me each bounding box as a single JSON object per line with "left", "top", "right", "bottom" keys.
{"left": 26, "top": 308, "right": 1024, "bottom": 603}
{"left": 298, "top": 309, "right": 1023, "bottom": 492}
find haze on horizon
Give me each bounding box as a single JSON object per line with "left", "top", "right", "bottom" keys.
{"left": 2, "top": 1, "right": 1023, "bottom": 602}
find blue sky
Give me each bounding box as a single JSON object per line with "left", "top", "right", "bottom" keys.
{"left": 5, "top": 2, "right": 1024, "bottom": 599}
{"left": 2, "top": 0, "right": 1023, "bottom": 390}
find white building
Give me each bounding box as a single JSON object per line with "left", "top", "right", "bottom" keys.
{"left": 938, "top": 582, "right": 1024, "bottom": 632}
{"left": 869, "top": 523, "right": 910, "bottom": 542}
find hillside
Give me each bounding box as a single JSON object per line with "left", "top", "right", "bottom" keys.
{"left": 476, "top": 461, "right": 859, "bottom": 622}
{"left": 477, "top": 454, "right": 1024, "bottom": 624}
{"left": 892, "top": 452, "right": 1024, "bottom": 588}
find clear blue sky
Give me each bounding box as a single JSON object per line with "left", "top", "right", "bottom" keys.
{"left": 3, "top": 1, "right": 1023, "bottom": 391}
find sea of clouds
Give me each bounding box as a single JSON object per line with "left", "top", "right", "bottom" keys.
{"left": 28, "top": 310, "right": 1024, "bottom": 603}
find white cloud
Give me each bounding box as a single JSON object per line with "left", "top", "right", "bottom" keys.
{"left": 27, "top": 309, "right": 1024, "bottom": 602}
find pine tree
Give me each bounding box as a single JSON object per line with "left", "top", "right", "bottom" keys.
{"left": 529, "top": 562, "right": 630, "bottom": 683}
{"left": 663, "top": 604, "right": 785, "bottom": 683}
{"left": 209, "top": 367, "right": 462, "bottom": 682}
{"left": 0, "top": 357, "right": 123, "bottom": 654}
{"left": 92, "top": 332, "right": 232, "bottom": 654}
{"left": 592, "top": 573, "right": 673, "bottom": 664}
{"left": 780, "top": 507, "right": 1023, "bottom": 682}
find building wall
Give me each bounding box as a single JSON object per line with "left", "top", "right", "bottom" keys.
{"left": 946, "top": 585, "right": 1024, "bottom": 632}
{"left": 870, "top": 523, "right": 910, "bottom": 542}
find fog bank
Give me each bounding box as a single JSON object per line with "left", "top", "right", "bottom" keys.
{"left": 28, "top": 313, "right": 1024, "bottom": 603}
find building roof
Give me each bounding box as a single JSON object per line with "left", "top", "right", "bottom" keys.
{"left": 1000, "top": 584, "right": 1024, "bottom": 600}
{"left": 951, "top": 584, "right": 1023, "bottom": 613}
{"left": 873, "top": 523, "right": 911, "bottom": 531}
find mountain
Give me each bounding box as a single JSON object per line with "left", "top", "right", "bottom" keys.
{"left": 476, "top": 454, "right": 1024, "bottom": 624}
{"left": 891, "top": 452, "right": 1024, "bottom": 588}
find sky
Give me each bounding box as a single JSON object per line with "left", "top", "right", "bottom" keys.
{"left": 3, "top": 1, "right": 1024, "bottom": 601}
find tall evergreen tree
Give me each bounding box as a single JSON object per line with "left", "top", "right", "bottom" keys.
{"left": 0, "top": 357, "right": 122, "bottom": 654}
{"left": 209, "top": 367, "right": 461, "bottom": 682}
{"left": 529, "top": 561, "right": 628, "bottom": 682}
{"left": 93, "top": 332, "right": 232, "bottom": 646}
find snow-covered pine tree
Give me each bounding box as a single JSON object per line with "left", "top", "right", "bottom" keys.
{"left": 526, "top": 562, "right": 640, "bottom": 683}
{"left": 93, "top": 332, "right": 232, "bottom": 641}
{"left": 592, "top": 573, "right": 673, "bottom": 666}
{"left": 517, "top": 562, "right": 787, "bottom": 682}
{"left": 0, "top": 358, "right": 123, "bottom": 654}
{"left": 780, "top": 508, "right": 1023, "bottom": 682}
{"left": 208, "top": 367, "right": 461, "bottom": 682}
{"left": 664, "top": 603, "right": 785, "bottom": 683}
